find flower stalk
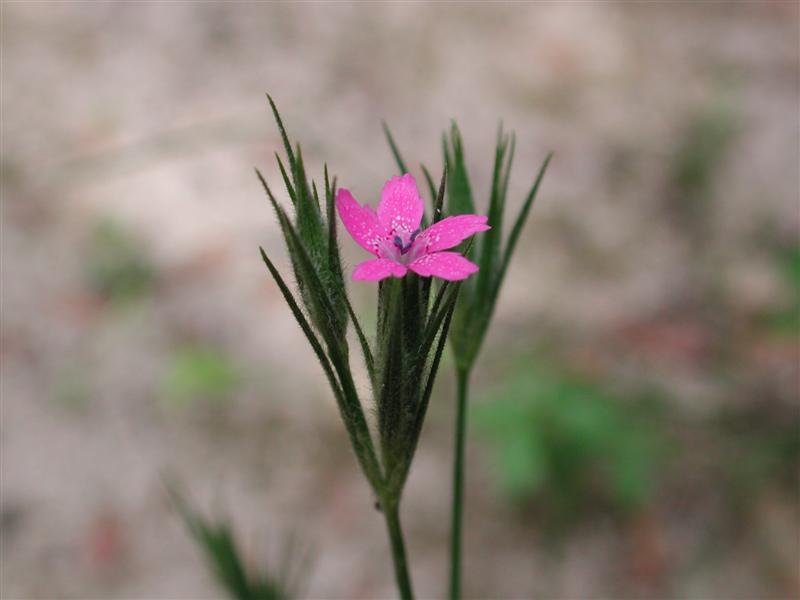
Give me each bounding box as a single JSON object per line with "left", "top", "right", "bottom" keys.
{"left": 448, "top": 367, "right": 469, "bottom": 600}
{"left": 383, "top": 499, "right": 414, "bottom": 600}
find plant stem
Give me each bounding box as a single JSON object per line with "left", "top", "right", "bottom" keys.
{"left": 448, "top": 368, "right": 470, "bottom": 600}
{"left": 384, "top": 502, "right": 415, "bottom": 600}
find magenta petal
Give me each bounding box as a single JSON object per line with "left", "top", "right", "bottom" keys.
{"left": 352, "top": 258, "right": 408, "bottom": 281}
{"left": 377, "top": 174, "right": 424, "bottom": 235}
{"left": 336, "top": 188, "right": 388, "bottom": 256}
{"left": 409, "top": 252, "right": 479, "bottom": 281}
{"left": 416, "top": 214, "right": 490, "bottom": 253}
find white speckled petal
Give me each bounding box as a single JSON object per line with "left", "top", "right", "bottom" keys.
{"left": 352, "top": 258, "right": 408, "bottom": 281}
{"left": 336, "top": 188, "right": 389, "bottom": 256}
{"left": 408, "top": 252, "right": 479, "bottom": 281}
{"left": 416, "top": 215, "right": 490, "bottom": 253}
{"left": 377, "top": 174, "right": 424, "bottom": 235}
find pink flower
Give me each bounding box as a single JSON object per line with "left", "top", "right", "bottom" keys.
{"left": 337, "top": 173, "right": 490, "bottom": 282}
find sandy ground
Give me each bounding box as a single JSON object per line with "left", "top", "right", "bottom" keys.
{"left": 2, "top": 2, "right": 798, "bottom": 599}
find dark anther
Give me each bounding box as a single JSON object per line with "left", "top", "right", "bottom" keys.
{"left": 394, "top": 230, "right": 419, "bottom": 255}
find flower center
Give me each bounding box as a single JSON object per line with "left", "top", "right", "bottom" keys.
{"left": 380, "top": 228, "right": 422, "bottom": 264}
{"left": 393, "top": 228, "right": 420, "bottom": 255}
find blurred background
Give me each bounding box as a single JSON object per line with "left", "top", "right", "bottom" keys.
{"left": 2, "top": 2, "right": 798, "bottom": 598}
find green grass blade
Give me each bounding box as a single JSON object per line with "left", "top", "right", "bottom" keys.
{"left": 382, "top": 121, "right": 409, "bottom": 174}
{"left": 294, "top": 144, "right": 321, "bottom": 218}
{"left": 261, "top": 244, "right": 382, "bottom": 489}
{"left": 342, "top": 292, "right": 376, "bottom": 390}
{"left": 255, "top": 168, "right": 295, "bottom": 251}
{"left": 394, "top": 284, "right": 460, "bottom": 490}
{"left": 445, "top": 122, "right": 475, "bottom": 216}
{"left": 500, "top": 133, "right": 516, "bottom": 205}
{"left": 312, "top": 180, "right": 321, "bottom": 212}
{"left": 291, "top": 146, "right": 324, "bottom": 256}
{"left": 494, "top": 152, "right": 552, "bottom": 303}
{"left": 425, "top": 279, "right": 450, "bottom": 335}
{"left": 417, "top": 285, "right": 459, "bottom": 437}
{"left": 419, "top": 282, "right": 458, "bottom": 370}
{"left": 325, "top": 165, "right": 344, "bottom": 285}
{"left": 169, "top": 484, "right": 289, "bottom": 600}
{"left": 432, "top": 164, "right": 448, "bottom": 224}
{"left": 276, "top": 155, "right": 297, "bottom": 206}
{"left": 274, "top": 202, "right": 342, "bottom": 345}
{"left": 258, "top": 247, "right": 343, "bottom": 403}
{"left": 420, "top": 164, "right": 438, "bottom": 212}
{"left": 475, "top": 128, "right": 509, "bottom": 307}
{"left": 267, "top": 94, "right": 296, "bottom": 168}
{"left": 273, "top": 206, "right": 383, "bottom": 487}
{"left": 419, "top": 166, "right": 449, "bottom": 320}
{"left": 375, "top": 279, "right": 405, "bottom": 475}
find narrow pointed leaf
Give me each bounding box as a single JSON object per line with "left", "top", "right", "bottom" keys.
{"left": 419, "top": 166, "right": 448, "bottom": 316}
{"left": 445, "top": 122, "right": 475, "bottom": 216}
{"left": 343, "top": 294, "right": 376, "bottom": 389}
{"left": 312, "top": 180, "right": 321, "bottom": 212}
{"left": 263, "top": 240, "right": 381, "bottom": 489}
{"left": 419, "top": 282, "right": 459, "bottom": 367}
{"left": 420, "top": 164, "right": 438, "bottom": 213}
{"left": 500, "top": 133, "right": 516, "bottom": 205}
{"left": 272, "top": 204, "right": 382, "bottom": 484}
{"left": 475, "top": 130, "right": 509, "bottom": 306}
{"left": 418, "top": 288, "right": 459, "bottom": 432}
{"left": 276, "top": 155, "right": 297, "bottom": 205}
{"left": 325, "top": 165, "right": 343, "bottom": 282}
{"left": 425, "top": 279, "right": 451, "bottom": 335}
{"left": 382, "top": 121, "right": 409, "bottom": 174}
{"left": 274, "top": 203, "right": 343, "bottom": 348}
{"left": 255, "top": 168, "right": 296, "bottom": 252}
{"left": 294, "top": 144, "right": 321, "bottom": 218}
{"left": 432, "top": 164, "right": 448, "bottom": 225}
{"left": 375, "top": 279, "right": 405, "bottom": 474}
{"left": 258, "top": 247, "right": 343, "bottom": 404}
{"left": 494, "top": 152, "right": 552, "bottom": 303}
{"left": 393, "top": 284, "right": 461, "bottom": 490}
{"left": 266, "top": 94, "right": 296, "bottom": 168}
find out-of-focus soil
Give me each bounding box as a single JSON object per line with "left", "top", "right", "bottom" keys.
{"left": 2, "top": 3, "right": 798, "bottom": 599}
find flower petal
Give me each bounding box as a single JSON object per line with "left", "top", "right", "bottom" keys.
{"left": 408, "top": 252, "right": 479, "bottom": 281}
{"left": 377, "top": 174, "right": 424, "bottom": 235}
{"left": 415, "top": 214, "right": 490, "bottom": 253}
{"left": 352, "top": 258, "right": 408, "bottom": 281}
{"left": 336, "top": 188, "right": 388, "bottom": 256}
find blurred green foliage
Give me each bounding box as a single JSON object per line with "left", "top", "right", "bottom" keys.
{"left": 668, "top": 93, "right": 737, "bottom": 238}
{"left": 84, "top": 220, "right": 155, "bottom": 305}
{"left": 162, "top": 345, "right": 240, "bottom": 408}
{"left": 169, "top": 485, "right": 302, "bottom": 600}
{"left": 715, "top": 400, "right": 800, "bottom": 501}
{"left": 729, "top": 422, "right": 799, "bottom": 496}
{"left": 763, "top": 242, "right": 800, "bottom": 335}
{"left": 52, "top": 366, "right": 90, "bottom": 413}
{"left": 473, "top": 361, "right": 668, "bottom": 522}
{"left": 776, "top": 244, "right": 800, "bottom": 290}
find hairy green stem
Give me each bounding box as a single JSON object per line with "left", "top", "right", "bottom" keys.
{"left": 448, "top": 368, "right": 470, "bottom": 600}
{"left": 384, "top": 502, "right": 415, "bottom": 600}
